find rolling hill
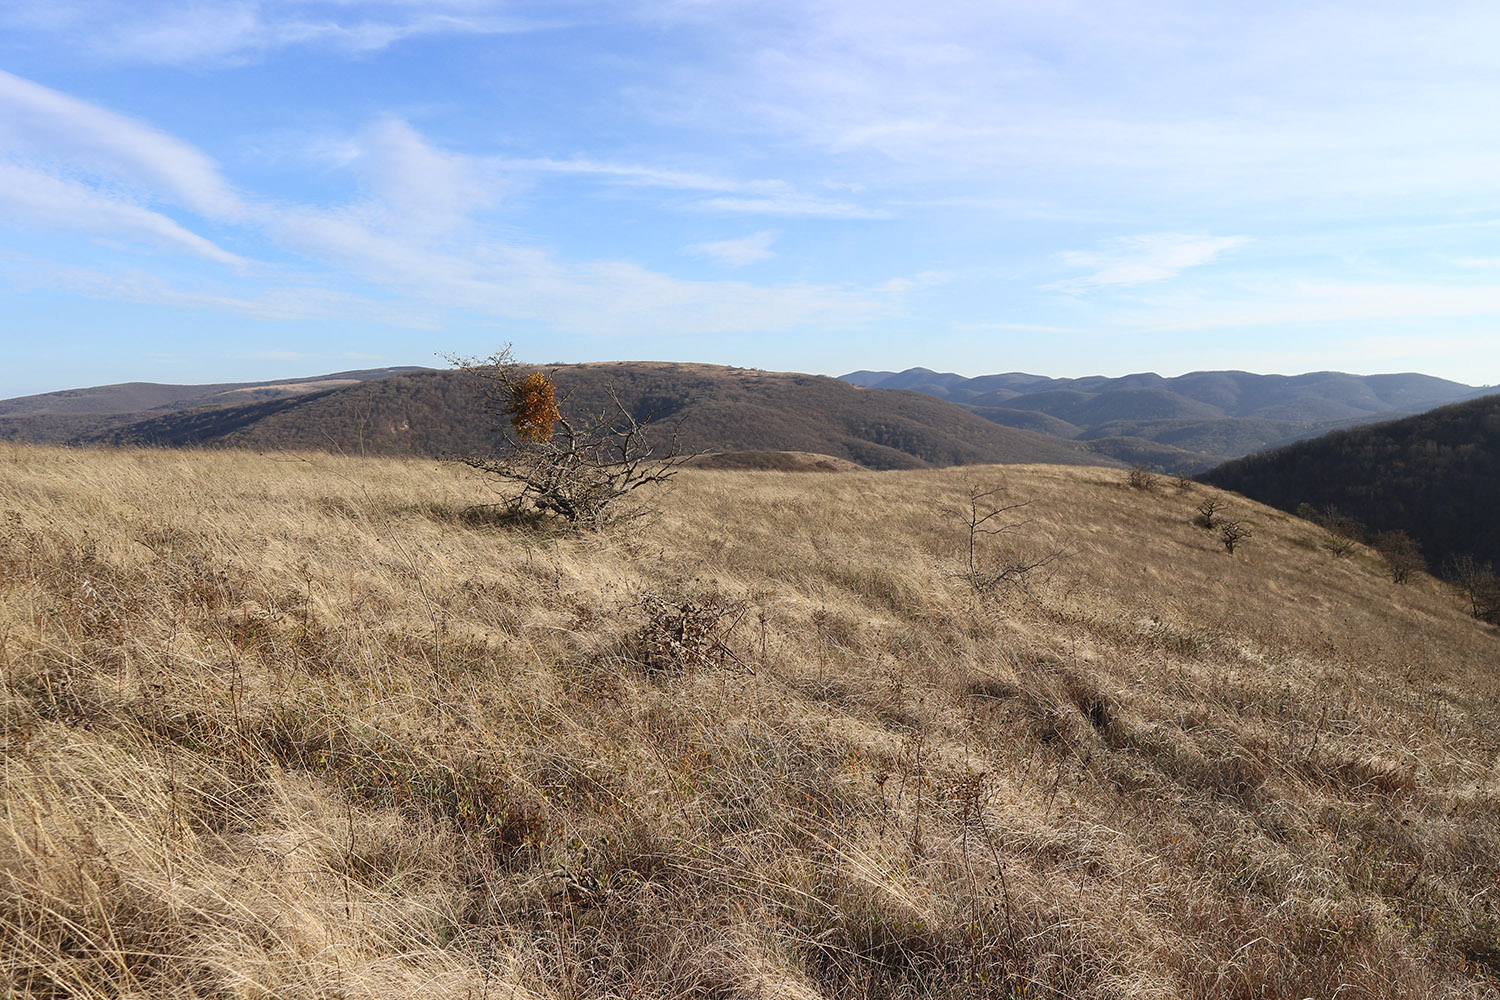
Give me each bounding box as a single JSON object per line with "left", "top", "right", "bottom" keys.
{"left": 843, "top": 368, "right": 1487, "bottom": 471}
{"left": 0, "top": 366, "right": 428, "bottom": 416}
{"left": 3, "top": 444, "right": 1498, "bottom": 998}
{"left": 1202, "top": 391, "right": 1500, "bottom": 571}
{"left": 0, "top": 363, "right": 1113, "bottom": 471}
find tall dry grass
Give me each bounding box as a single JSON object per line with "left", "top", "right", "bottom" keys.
{"left": 3, "top": 443, "right": 1499, "bottom": 998}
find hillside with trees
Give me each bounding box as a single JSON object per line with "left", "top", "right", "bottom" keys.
{"left": 4, "top": 363, "right": 1112, "bottom": 471}
{"left": 1202, "top": 392, "right": 1500, "bottom": 570}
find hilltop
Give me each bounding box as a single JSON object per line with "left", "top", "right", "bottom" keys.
{"left": 3, "top": 444, "right": 1498, "bottom": 998}
{"left": 843, "top": 368, "right": 1485, "bottom": 471}
{"left": 1203, "top": 391, "right": 1500, "bottom": 570}
{"left": 0, "top": 363, "right": 1108, "bottom": 471}
{"left": 0, "top": 366, "right": 429, "bottom": 417}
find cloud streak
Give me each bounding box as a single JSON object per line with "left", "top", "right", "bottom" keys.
{"left": 1047, "top": 233, "right": 1249, "bottom": 292}
{"left": 686, "top": 230, "right": 777, "bottom": 267}
{"left": 0, "top": 69, "right": 246, "bottom": 219}
{"left": 0, "top": 71, "right": 896, "bottom": 337}
{"left": 0, "top": 1, "right": 550, "bottom": 66}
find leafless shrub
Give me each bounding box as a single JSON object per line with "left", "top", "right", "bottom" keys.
{"left": 1374, "top": 529, "right": 1426, "bottom": 584}
{"left": 1194, "top": 496, "right": 1228, "bottom": 529}
{"left": 1447, "top": 554, "right": 1500, "bottom": 624}
{"left": 633, "top": 594, "right": 747, "bottom": 674}
{"left": 1297, "top": 503, "right": 1367, "bottom": 556}
{"left": 1173, "top": 473, "right": 1197, "bottom": 492}
{"left": 1219, "top": 519, "right": 1251, "bottom": 554}
{"left": 450, "top": 346, "right": 691, "bottom": 525}
{"left": 946, "top": 482, "right": 1062, "bottom": 594}
{"left": 1126, "top": 465, "right": 1159, "bottom": 491}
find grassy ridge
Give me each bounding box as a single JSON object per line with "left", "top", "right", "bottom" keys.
{"left": 3, "top": 445, "right": 1499, "bottom": 998}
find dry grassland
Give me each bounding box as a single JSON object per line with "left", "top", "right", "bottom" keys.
{"left": 3, "top": 443, "right": 1499, "bottom": 999}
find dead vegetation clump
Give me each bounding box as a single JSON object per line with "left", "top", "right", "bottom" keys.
{"left": 2, "top": 444, "right": 1500, "bottom": 998}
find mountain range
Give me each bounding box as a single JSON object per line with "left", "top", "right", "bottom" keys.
{"left": 842, "top": 368, "right": 1490, "bottom": 471}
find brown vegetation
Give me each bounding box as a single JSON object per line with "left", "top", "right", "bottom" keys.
{"left": 3, "top": 444, "right": 1500, "bottom": 998}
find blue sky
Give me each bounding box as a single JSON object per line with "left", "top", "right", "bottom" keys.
{"left": 3, "top": 0, "right": 1500, "bottom": 398}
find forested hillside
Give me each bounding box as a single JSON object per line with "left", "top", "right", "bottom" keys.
{"left": 1203, "top": 393, "right": 1500, "bottom": 569}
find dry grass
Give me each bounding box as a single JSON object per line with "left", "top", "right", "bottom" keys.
{"left": 3, "top": 443, "right": 1499, "bottom": 998}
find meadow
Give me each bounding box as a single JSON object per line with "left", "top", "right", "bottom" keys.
{"left": 3, "top": 444, "right": 1499, "bottom": 998}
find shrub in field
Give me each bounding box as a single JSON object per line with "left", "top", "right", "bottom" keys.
{"left": 946, "top": 482, "right": 1062, "bottom": 593}
{"left": 1195, "top": 496, "right": 1228, "bottom": 529}
{"left": 1374, "top": 529, "right": 1427, "bottom": 584}
{"left": 1448, "top": 554, "right": 1500, "bottom": 623}
{"left": 1126, "top": 465, "right": 1159, "bottom": 491}
{"left": 451, "top": 346, "right": 689, "bottom": 524}
{"left": 1219, "top": 519, "right": 1251, "bottom": 554}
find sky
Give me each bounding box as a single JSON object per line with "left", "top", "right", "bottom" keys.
{"left": 3, "top": 0, "right": 1500, "bottom": 399}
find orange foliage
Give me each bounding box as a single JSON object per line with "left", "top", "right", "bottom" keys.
{"left": 509, "top": 372, "right": 561, "bottom": 443}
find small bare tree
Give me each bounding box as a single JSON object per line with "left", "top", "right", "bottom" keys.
{"left": 1219, "top": 519, "right": 1251, "bottom": 554}
{"left": 450, "top": 347, "right": 690, "bottom": 525}
{"left": 946, "top": 483, "right": 1061, "bottom": 593}
{"left": 1195, "top": 496, "right": 1228, "bottom": 529}
{"left": 1374, "top": 530, "right": 1426, "bottom": 584}
{"left": 1448, "top": 554, "right": 1500, "bottom": 624}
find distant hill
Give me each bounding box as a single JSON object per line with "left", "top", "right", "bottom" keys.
{"left": 2, "top": 363, "right": 1114, "bottom": 471}
{"left": 1202, "top": 392, "right": 1500, "bottom": 570}
{"left": 0, "top": 366, "right": 428, "bottom": 416}
{"left": 843, "top": 368, "right": 1487, "bottom": 471}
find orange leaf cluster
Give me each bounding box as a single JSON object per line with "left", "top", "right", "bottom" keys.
{"left": 509, "top": 372, "right": 561, "bottom": 443}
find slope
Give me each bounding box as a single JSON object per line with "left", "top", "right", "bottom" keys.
{"left": 2, "top": 445, "right": 1497, "bottom": 999}
{"left": 1202, "top": 391, "right": 1500, "bottom": 570}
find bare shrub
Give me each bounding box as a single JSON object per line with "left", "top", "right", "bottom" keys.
{"left": 1173, "top": 473, "right": 1197, "bottom": 492}
{"left": 1219, "top": 519, "right": 1251, "bottom": 554}
{"left": 1126, "top": 465, "right": 1159, "bottom": 491}
{"left": 946, "top": 482, "right": 1062, "bottom": 594}
{"left": 633, "top": 594, "right": 747, "bottom": 674}
{"left": 450, "top": 346, "right": 690, "bottom": 525}
{"left": 1194, "top": 496, "right": 1228, "bottom": 529}
{"left": 1447, "top": 554, "right": 1500, "bottom": 623}
{"left": 1298, "top": 503, "right": 1367, "bottom": 556}
{"left": 1373, "top": 529, "right": 1426, "bottom": 584}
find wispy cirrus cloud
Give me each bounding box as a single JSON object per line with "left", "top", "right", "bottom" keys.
{"left": 0, "top": 70, "right": 899, "bottom": 337}
{"left": 1047, "top": 233, "right": 1249, "bottom": 292}
{"left": 0, "top": 0, "right": 552, "bottom": 66}
{"left": 0, "top": 68, "right": 246, "bottom": 219}
{"left": 685, "top": 230, "right": 777, "bottom": 267}
{"left": 495, "top": 155, "right": 885, "bottom": 219}
{"left": 0, "top": 163, "right": 246, "bottom": 265}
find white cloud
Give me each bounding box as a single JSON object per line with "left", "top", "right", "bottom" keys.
{"left": 0, "top": 162, "right": 245, "bottom": 265}
{"left": 694, "top": 195, "right": 888, "bottom": 220}
{"left": 686, "top": 230, "right": 777, "bottom": 267}
{"left": 1047, "top": 233, "right": 1249, "bottom": 292}
{"left": 6, "top": 261, "right": 439, "bottom": 326}
{"left": 0, "top": 69, "right": 246, "bottom": 220}
{"left": 0, "top": 1, "right": 548, "bottom": 66}
{"left": 0, "top": 73, "right": 898, "bottom": 338}
{"left": 1117, "top": 279, "right": 1500, "bottom": 333}
{"left": 495, "top": 156, "right": 885, "bottom": 219}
